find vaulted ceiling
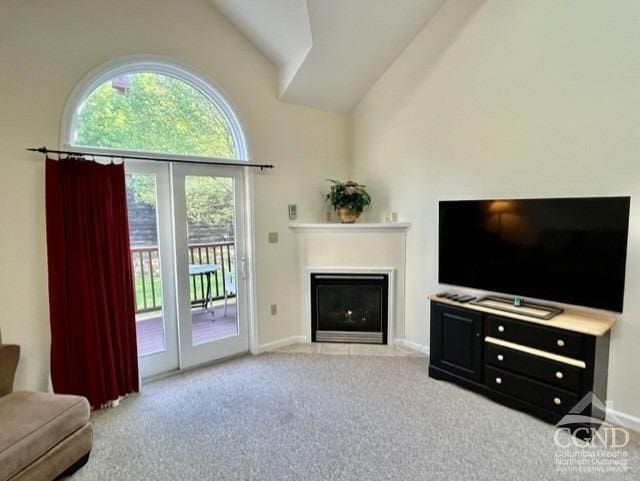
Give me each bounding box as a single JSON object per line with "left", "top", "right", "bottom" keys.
{"left": 209, "top": 0, "right": 445, "bottom": 112}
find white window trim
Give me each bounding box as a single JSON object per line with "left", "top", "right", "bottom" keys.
{"left": 60, "top": 55, "right": 249, "bottom": 162}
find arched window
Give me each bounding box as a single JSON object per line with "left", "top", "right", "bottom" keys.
{"left": 64, "top": 58, "right": 248, "bottom": 160}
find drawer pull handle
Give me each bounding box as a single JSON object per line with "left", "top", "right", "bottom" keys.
{"left": 495, "top": 377, "right": 502, "bottom": 385}
{"left": 498, "top": 325, "right": 505, "bottom": 333}
{"left": 557, "top": 339, "right": 565, "bottom": 347}
{"left": 554, "top": 397, "right": 562, "bottom": 405}
{"left": 556, "top": 371, "right": 564, "bottom": 380}
{"left": 497, "top": 354, "right": 504, "bottom": 362}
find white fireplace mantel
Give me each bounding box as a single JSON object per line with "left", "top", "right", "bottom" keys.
{"left": 289, "top": 222, "right": 411, "bottom": 234}
{"left": 291, "top": 221, "right": 410, "bottom": 344}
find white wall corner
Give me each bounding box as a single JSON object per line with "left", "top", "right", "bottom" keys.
{"left": 395, "top": 338, "right": 430, "bottom": 356}
{"left": 606, "top": 407, "right": 640, "bottom": 434}
{"left": 258, "top": 335, "right": 307, "bottom": 353}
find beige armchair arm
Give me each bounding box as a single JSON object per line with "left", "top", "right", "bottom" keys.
{"left": 0, "top": 344, "right": 20, "bottom": 397}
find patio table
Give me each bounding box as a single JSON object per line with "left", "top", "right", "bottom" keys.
{"left": 189, "top": 263, "right": 221, "bottom": 314}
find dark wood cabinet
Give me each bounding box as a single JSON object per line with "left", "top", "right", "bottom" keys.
{"left": 429, "top": 299, "right": 611, "bottom": 436}
{"left": 430, "top": 303, "right": 482, "bottom": 381}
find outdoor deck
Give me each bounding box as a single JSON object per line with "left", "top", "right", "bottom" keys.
{"left": 136, "top": 302, "right": 237, "bottom": 356}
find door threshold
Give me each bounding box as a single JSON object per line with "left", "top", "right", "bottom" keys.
{"left": 141, "top": 350, "right": 250, "bottom": 385}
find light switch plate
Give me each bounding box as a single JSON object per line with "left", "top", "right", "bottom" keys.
{"left": 268, "top": 232, "right": 279, "bottom": 243}
{"left": 270, "top": 304, "right": 277, "bottom": 315}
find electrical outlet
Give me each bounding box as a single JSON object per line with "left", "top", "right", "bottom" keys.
{"left": 288, "top": 204, "right": 297, "bottom": 220}
{"left": 270, "top": 304, "right": 277, "bottom": 315}
{"left": 268, "top": 232, "right": 279, "bottom": 243}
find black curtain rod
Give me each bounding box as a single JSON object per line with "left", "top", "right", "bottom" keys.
{"left": 26, "top": 147, "right": 274, "bottom": 170}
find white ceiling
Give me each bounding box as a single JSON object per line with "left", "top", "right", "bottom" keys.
{"left": 209, "top": 0, "right": 445, "bottom": 112}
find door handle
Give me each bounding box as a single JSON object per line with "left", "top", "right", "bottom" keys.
{"left": 240, "top": 256, "right": 247, "bottom": 280}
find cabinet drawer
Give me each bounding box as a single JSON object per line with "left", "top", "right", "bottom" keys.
{"left": 486, "top": 366, "right": 578, "bottom": 414}
{"left": 486, "top": 342, "right": 582, "bottom": 392}
{"left": 486, "top": 315, "right": 583, "bottom": 359}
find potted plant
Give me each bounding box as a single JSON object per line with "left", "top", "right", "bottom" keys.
{"left": 326, "top": 179, "right": 371, "bottom": 223}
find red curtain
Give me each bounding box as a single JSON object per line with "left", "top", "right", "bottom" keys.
{"left": 45, "top": 157, "right": 139, "bottom": 408}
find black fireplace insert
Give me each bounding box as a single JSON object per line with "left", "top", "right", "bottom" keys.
{"left": 311, "top": 273, "right": 388, "bottom": 344}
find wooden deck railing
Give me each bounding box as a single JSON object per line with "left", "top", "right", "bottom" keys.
{"left": 131, "top": 241, "right": 235, "bottom": 314}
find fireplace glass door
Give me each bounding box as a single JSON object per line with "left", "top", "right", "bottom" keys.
{"left": 311, "top": 274, "right": 388, "bottom": 344}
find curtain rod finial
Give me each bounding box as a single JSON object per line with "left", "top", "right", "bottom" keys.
{"left": 26, "top": 146, "right": 48, "bottom": 153}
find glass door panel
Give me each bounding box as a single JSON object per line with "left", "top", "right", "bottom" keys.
{"left": 172, "top": 164, "right": 249, "bottom": 368}
{"left": 125, "top": 162, "right": 179, "bottom": 378}
{"left": 185, "top": 175, "right": 239, "bottom": 345}
{"left": 126, "top": 173, "right": 166, "bottom": 356}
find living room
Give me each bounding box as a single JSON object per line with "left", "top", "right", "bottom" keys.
{"left": 1, "top": 1, "right": 639, "bottom": 480}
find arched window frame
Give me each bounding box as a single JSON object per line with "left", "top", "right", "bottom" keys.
{"left": 60, "top": 56, "right": 249, "bottom": 162}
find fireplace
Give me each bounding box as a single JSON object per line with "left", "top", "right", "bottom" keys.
{"left": 311, "top": 273, "right": 388, "bottom": 344}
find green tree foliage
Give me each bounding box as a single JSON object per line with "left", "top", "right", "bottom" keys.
{"left": 78, "top": 73, "right": 235, "bottom": 227}
{"left": 75, "top": 72, "right": 235, "bottom": 157}
{"left": 185, "top": 176, "right": 233, "bottom": 226}
{"left": 126, "top": 174, "right": 156, "bottom": 206}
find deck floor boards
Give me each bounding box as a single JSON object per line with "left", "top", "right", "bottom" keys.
{"left": 136, "top": 302, "right": 237, "bottom": 356}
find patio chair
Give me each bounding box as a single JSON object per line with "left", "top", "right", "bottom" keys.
{"left": 224, "top": 271, "right": 236, "bottom": 316}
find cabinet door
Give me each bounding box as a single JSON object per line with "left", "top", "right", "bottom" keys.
{"left": 430, "top": 303, "right": 483, "bottom": 382}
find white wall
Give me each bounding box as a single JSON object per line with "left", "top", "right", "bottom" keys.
{"left": 0, "top": 0, "right": 350, "bottom": 391}
{"left": 352, "top": 0, "right": 640, "bottom": 418}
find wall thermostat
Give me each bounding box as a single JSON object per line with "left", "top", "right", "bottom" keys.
{"left": 288, "top": 204, "right": 297, "bottom": 220}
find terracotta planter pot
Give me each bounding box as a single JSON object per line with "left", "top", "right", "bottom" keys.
{"left": 337, "top": 208, "right": 361, "bottom": 223}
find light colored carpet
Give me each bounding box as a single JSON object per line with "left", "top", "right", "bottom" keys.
{"left": 276, "top": 342, "right": 427, "bottom": 356}
{"left": 70, "top": 350, "right": 639, "bottom": 480}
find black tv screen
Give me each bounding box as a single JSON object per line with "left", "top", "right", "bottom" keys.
{"left": 439, "top": 197, "right": 630, "bottom": 312}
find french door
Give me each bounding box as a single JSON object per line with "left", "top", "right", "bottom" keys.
{"left": 126, "top": 161, "right": 249, "bottom": 379}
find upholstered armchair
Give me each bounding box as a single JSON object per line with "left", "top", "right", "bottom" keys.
{"left": 0, "top": 344, "right": 93, "bottom": 480}
{"left": 0, "top": 344, "right": 19, "bottom": 398}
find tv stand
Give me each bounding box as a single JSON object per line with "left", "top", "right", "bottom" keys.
{"left": 428, "top": 295, "right": 615, "bottom": 438}
{"left": 470, "top": 295, "right": 563, "bottom": 320}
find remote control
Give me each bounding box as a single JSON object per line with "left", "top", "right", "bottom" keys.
{"left": 457, "top": 295, "right": 476, "bottom": 303}
{"left": 444, "top": 293, "right": 458, "bottom": 299}
{"left": 436, "top": 292, "right": 450, "bottom": 297}
{"left": 448, "top": 294, "right": 461, "bottom": 301}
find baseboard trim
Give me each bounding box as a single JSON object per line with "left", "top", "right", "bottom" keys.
{"left": 606, "top": 407, "right": 640, "bottom": 433}
{"left": 394, "top": 338, "right": 429, "bottom": 355}
{"left": 258, "top": 336, "right": 306, "bottom": 353}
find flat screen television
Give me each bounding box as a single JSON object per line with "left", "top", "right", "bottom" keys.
{"left": 439, "top": 197, "right": 631, "bottom": 312}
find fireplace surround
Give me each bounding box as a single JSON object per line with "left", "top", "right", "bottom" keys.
{"left": 291, "top": 222, "right": 410, "bottom": 347}
{"left": 311, "top": 273, "right": 388, "bottom": 344}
